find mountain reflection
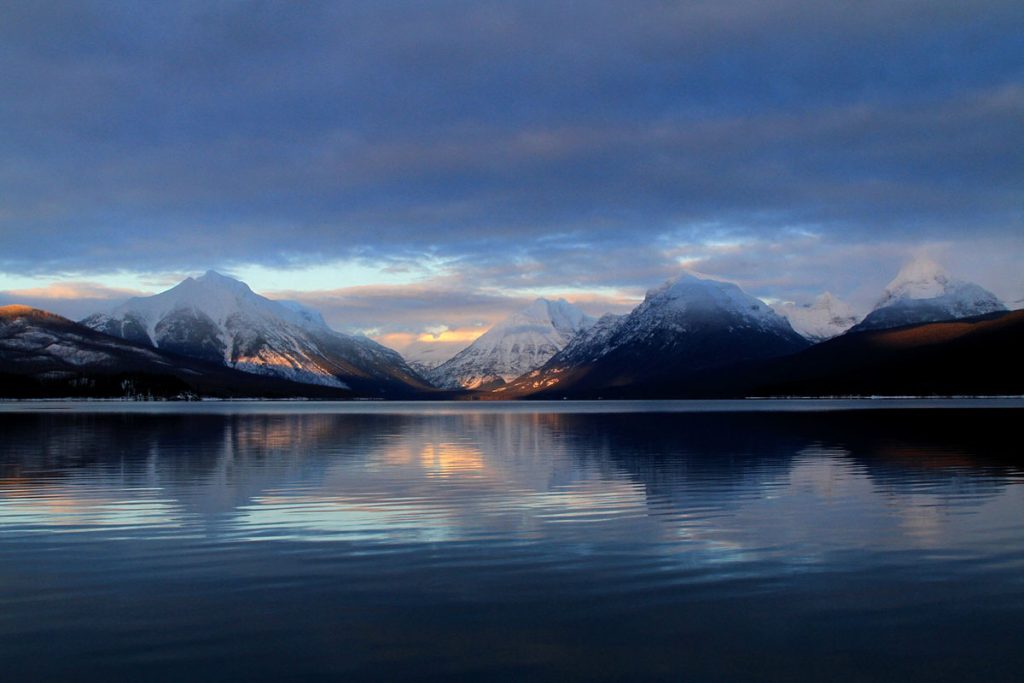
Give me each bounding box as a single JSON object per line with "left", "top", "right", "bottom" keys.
{"left": 0, "top": 408, "right": 1021, "bottom": 563}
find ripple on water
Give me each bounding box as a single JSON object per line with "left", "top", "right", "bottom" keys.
{"left": 1, "top": 405, "right": 1023, "bottom": 681}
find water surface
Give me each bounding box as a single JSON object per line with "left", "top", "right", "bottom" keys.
{"left": 1, "top": 401, "right": 1022, "bottom": 681}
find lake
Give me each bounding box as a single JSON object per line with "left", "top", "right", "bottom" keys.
{"left": 1, "top": 400, "right": 1022, "bottom": 681}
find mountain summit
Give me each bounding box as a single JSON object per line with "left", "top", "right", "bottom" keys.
{"left": 506, "top": 273, "right": 809, "bottom": 397}
{"left": 774, "top": 292, "right": 859, "bottom": 342}
{"left": 850, "top": 259, "right": 1005, "bottom": 333}
{"left": 427, "top": 298, "right": 595, "bottom": 389}
{"left": 81, "top": 271, "right": 428, "bottom": 395}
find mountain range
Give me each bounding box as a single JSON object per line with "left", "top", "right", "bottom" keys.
{"left": 0, "top": 263, "right": 1018, "bottom": 399}
{"left": 501, "top": 274, "right": 810, "bottom": 397}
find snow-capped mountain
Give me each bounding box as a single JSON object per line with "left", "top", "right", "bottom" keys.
{"left": 427, "top": 298, "right": 595, "bottom": 390}
{"left": 551, "top": 313, "right": 627, "bottom": 365}
{"left": 0, "top": 304, "right": 362, "bottom": 398}
{"left": 501, "top": 312, "right": 624, "bottom": 395}
{"left": 399, "top": 337, "right": 466, "bottom": 375}
{"left": 81, "top": 271, "right": 428, "bottom": 395}
{"left": 849, "top": 259, "right": 1006, "bottom": 333}
{"left": 505, "top": 273, "right": 809, "bottom": 397}
{"left": 774, "top": 292, "right": 859, "bottom": 342}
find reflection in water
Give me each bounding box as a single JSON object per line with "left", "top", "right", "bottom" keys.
{"left": 0, "top": 406, "right": 1023, "bottom": 681}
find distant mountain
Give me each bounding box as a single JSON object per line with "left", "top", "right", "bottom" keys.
{"left": 505, "top": 274, "right": 809, "bottom": 397}
{"left": 736, "top": 309, "right": 1024, "bottom": 398}
{"left": 774, "top": 292, "right": 859, "bottom": 342}
{"left": 849, "top": 259, "right": 1005, "bottom": 333}
{"left": 0, "top": 305, "right": 355, "bottom": 399}
{"left": 427, "top": 298, "right": 595, "bottom": 390}
{"left": 81, "top": 271, "right": 429, "bottom": 397}
{"left": 499, "top": 312, "right": 625, "bottom": 396}
{"left": 399, "top": 337, "right": 466, "bottom": 375}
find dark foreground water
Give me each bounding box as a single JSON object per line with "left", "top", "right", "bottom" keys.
{"left": 1, "top": 401, "right": 1022, "bottom": 682}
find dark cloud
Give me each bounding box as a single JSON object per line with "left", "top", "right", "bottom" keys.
{"left": 0, "top": 0, "right": 1021, "bottom": 299}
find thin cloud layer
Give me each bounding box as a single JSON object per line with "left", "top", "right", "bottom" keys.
{"left": 0, "top": 1, "right": 1021, "bottom": 329}
{"left": 266, "top": 281, "right": 636, "bottom": 337}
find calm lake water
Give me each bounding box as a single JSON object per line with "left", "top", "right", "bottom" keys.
{"left": 1, "top": 400, "right": 1023, "bottom": 681}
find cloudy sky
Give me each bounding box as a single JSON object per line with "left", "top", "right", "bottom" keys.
{"left": 1, "top": 1, "right": 1022, "bottom": 353}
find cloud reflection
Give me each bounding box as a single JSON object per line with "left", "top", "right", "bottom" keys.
{"left": 0, "top": 409, "right": 1021, "bottom": 569}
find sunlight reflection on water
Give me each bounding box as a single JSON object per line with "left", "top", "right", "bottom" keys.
{"left": 0, "top": 403, "right": 1022, "bottom": 681}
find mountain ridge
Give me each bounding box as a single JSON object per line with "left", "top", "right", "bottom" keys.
{"left": 81, "top": 271, "right": 430, "bottom": 397}
{"left": 0, "top": 305, "right": 357, "bottom": 399}
{"left": 850, "top": 259, "right": 1006, "bottom": 333}
{"left": 502, "top": 273, "right": 810, "bottom": 397}
{"left": 774, "top": 292, "right": 859, "bottom": 341}
{"left": 427, "top": 298, "right": 595, "bottom": 389}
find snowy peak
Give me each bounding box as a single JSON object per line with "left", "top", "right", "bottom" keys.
{"left": 426, "top": 298, "right": 596, "bottom": 389}
{"left": 502, "top": 273, "right": 809, "bottom": 398}
{"left": 491, "top": 298, "right": 592, "bottom": 339}
{"left": 111, "top": 270, "right": 326, "bottom": 336}
{"left": 80, "top": 272, "right": 425, "bottom": 394}
{"left": 774, "top": 292, "right": 859, "bottom": 342}
{"left": 400, "top": 339, "right": 463, "bottom": 374}
{"left": 852, "top": 259, "right": 1006, "bottom": 333}
{"left": 195, "top": 269, "right": 254, "bottom": 293}
{"left": 635, "top": 273, "right": 793, "bottom": 332}
{"left": 877, "top": 258, "right": 955, "bottom": 306}
{"left": 198, "top": 269, "right": 247, "bottom": 285}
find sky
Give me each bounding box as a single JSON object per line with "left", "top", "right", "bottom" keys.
{"left": 1, "top": 0, "right": 1022, "bottom": 355}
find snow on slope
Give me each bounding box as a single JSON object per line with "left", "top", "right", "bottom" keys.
{"left": 81, "top": 271, "right": 423, "bottom": 391}
{"left": 630, "top": 274, "right": 791, "bottom": 331}
{"left": 504, "top": 273, "right": 809, "bottom": 396}
{"left": 559, "top": 273, "right": 800, "bottom": 361}
{"left": 553, "top": 313, "right": 626, "bottom": 365}
{"left": 427, "top": 298, "right": 595, "bottom": 389}
{"left": 1, "top": 305, "right": 169, "bottom": 370}
{"left": 851, "top": 259, "right": 1006, "bottom": 333}
{"left": 774, "top": 292, "right": 859, "bottom": 342}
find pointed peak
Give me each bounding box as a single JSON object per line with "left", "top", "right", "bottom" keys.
{"left": 647, "top": 271, "right": 724, "bottom": 300}
{"left": 878, "top": 258, "right": 962, "bottom": 306}
{"left": 888, "top": 257, "right": 949, "bottom": 289}
{"left": 805, "top": 292, "right": 855, "bottom": 315}
{"left": 519, "top": 297, "right": 577, "bottom": 317}
{"left": 192, "top": 270, "right": 253, "bottom": 294}
{"left": 525, "top": 296, "right": 570, "bottom": 307}
{"left": 664, "top": 271, "right": 701, "bottom": 286}
{"left": 869, "top": 257, "right": 1007, "bottom": 320}
{"left": 197, "top": 269, "right": 236, "bottom": 282}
